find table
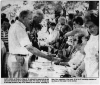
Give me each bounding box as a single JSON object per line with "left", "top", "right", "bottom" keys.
{"left": 28, "top": 57, "right": 67, "bottom": 78}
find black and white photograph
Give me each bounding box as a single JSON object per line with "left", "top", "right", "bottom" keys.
{"left": 1, "top": 0, "right": 99, "bottom": 83}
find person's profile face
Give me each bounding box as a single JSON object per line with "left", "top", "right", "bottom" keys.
{"left": 24, "top": 12, "right": 33, "bottom": 28}
{"left": 85, "top": 22, "right": 99, "bottom": 35}
{"left": 34, "top": 16, "right": 43, "bottom": 24}
{"left": 73, "top": 21, "right": 79, "bottom": 29}
{"left": 60, "top": 23, "right": 65, "bottom": 30}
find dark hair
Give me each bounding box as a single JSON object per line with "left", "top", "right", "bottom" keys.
{"left": 68, "top": 13, "right": 74, "bottom": 20}
{"left": 1, "top": 18, "right": 9, "bottom": 24}
{"left": 11, "top": 20, "right": 15, "bottom": 24}
{"left": 73, "top": 17, "right": 83, "bottom": 25}
{"left": 15, "top": 16, "right": 19, "bottom": 20}
{"left": 35, "top": 24, "right": 42, "bottom": 30}
{"left": 76, "top": 10, "right": 79, "bottom": 13}
{"left": 19, "top": 10, "right": 31, "bottom": 19}
{"left": 30, "top": 22, "right": 42, "bottom": 32}
{"left": 62, "top": 25, "right": 71, "bottom": 33}
{"left": 1, "top": 13, "right": 6, "bottom": 19}
{"left": 85, "top": 11, "right": 99, "bottom": 27}
{"left": 50, "top": 22, "right": 56, "bottom": 26}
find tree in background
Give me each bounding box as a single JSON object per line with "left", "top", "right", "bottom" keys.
{"left": 88, "top": 1, "right": 98, "bottom": 10}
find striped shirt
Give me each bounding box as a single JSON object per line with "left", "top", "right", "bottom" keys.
{"left": 1, "top": 29, "right": 9, "bottom": 51}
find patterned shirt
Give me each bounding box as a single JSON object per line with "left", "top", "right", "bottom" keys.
{"left": 1, "top": 29, "right": 8, "bottom": 51}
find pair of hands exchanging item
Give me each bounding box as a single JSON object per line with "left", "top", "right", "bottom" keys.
{"left": 46, "top": 53, "right": 61, "bottom": 62}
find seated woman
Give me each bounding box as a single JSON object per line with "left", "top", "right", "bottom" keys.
{"left": 60, "top": 33, "right": 88, "bottom": 77}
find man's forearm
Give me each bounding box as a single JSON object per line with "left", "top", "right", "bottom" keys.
{"left": 26, "top": 45, "right": 47, "bottom": 58}
{"left": 65, "top": 31, "right": 73, "bottom": 37}
{"left": 65, "top": 29, "right": 79, "bottom": 37}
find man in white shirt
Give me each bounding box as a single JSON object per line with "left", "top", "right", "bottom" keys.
{"left": 7, "top": 10, "right": 56, "bottom": 78}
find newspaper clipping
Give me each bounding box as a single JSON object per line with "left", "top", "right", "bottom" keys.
{"left": 1, "top": 0, "right": 99, "bottom": 84}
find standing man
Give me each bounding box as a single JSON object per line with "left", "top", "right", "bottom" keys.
{"left": 7, "top": 10, "right": 56, "bottom": 78}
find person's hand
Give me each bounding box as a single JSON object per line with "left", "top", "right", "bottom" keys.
{"left": 60, "top": 62, "right": 70, "bottom": 67}
{"left": 52, "top": 57, "right": 61, "bottom": 62}
{"left": 59, "top": 62, "right": 66, "bottom": 66}
{"left": 54, "top": 60, "right": 61, "bottom": 65}
{"left": 46, "top": 54, "right": 56, "bottom": 61}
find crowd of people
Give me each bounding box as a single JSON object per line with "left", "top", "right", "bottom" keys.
{"left": 1, "top": 2, "right": 99, "bottom": 78}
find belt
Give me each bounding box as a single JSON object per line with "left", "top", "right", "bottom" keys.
{"left": 9, "top": 53, "right": 28, "bottom": 56}
{"left": 16, "top": 54, "right": 27, "bottom": 56}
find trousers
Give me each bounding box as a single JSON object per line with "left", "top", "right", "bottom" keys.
{"left": 6, "top": 53, "right": 29, "bottom": 78}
